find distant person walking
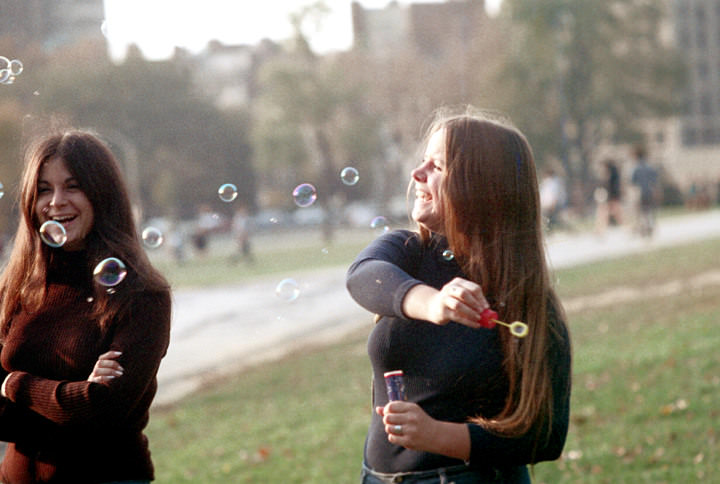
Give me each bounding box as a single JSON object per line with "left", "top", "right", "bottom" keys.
{"left": 539, "top": 167, "right": 567, "bottom": 231}
{"left": 192, "top": 203, "right": 219, "bottom": 256}
{"left": 631, "top": 145, "right": 659, "bottom": 237}
{"left": 231, "top": 204, "right": 254, "bottom": 265}
{"left": 595, "top": 159, "right": 624, "bottom": 235}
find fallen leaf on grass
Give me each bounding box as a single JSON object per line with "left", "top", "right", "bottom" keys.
{"left": 660, "top": 398, "right": 689, "bottom": 415}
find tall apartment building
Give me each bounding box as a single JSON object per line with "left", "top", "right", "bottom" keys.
{"left": 673, "top": 0, "right": 720, "bottom": 146}
{"left": 352, "top": 0, "right": 486, "bottom": 58}
{"left": 661, "top": 0, "right": 720, "bottom": 191}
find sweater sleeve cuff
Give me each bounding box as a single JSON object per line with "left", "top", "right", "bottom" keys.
{"left": 393, "top": 279, "right": 424, "bottom": 319}
{"left": 2, "top": 372, "right": 16, "bottom": 400}
{"left": 2, "top": 371, "right": 32, "bottom": 404}
{"left": 1, "top": 372, "right": 11, "bottom": 398}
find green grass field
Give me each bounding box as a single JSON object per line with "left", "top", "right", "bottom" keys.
{"left": 146, "top": 237, "right": 720, "bottom": 483}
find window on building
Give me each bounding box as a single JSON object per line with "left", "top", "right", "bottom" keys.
{"left": 701, "top": 94, "right": 713, "bottom": 115}
{"left": 682, "top": 126, "right": 697, "bottom": 146}
{"left": 697, "top": 28, "right": 707, "bottom": 49}
{"left": 702, "top": 127, "right": 717, "bottom": 144}
{"left": 698, "top": 62, "right": 710, "bottom": 81}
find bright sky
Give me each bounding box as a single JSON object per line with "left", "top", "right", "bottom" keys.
{"left": 103, "top": 0, "right": 502, "bottom": 60}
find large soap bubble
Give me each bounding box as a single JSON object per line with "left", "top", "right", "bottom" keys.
{"left": 142, "top": 227, "right": 164, "bottom": 249}
{"left": 293, "top": 183, "right": 317, "bottom": 208}
{"left": 93, "top": 257, "right": 128, "bottom": 287}
{"left": 340, "top": 167, "right": 359, "bottom": 186}
{"left": 218, "top": 183, "right": 238, "bottom": 202}
{"left": 39, "top": 220, "right": 67, "bottom": 248}
{"left": 275, "top": 278, "right": 300, "bottom": 302}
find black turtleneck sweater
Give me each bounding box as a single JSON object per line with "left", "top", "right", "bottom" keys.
{"left": 346, "top": 230, "right": 571, "bottom": 475}
{"left": 0, "top": 250, "right": 171, "bottom": 483}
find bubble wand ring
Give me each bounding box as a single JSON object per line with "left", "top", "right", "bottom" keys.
{"left": 492, "top": 319, "right": 529, "bottom": 338}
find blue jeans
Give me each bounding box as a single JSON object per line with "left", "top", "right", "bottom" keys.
{"left": 361, "top": 462, "right": 530, "bottom": 484}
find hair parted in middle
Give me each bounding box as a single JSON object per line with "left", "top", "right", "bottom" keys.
{"left": 0, "top": 129, "right": 169, "bottom": 338}
{"left": 413, "top": 105, "right": 568, "bottom": 447}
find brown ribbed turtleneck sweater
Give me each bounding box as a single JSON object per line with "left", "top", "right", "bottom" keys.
{"left": 0, "top": 250, "right": 171, "bottom": 483}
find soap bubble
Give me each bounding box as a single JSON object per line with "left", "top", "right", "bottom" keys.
{"left": 218, "top": 183, "right": 238, "bottom": 202}
{"left": 370, "top": 216, "right": 389, "bottom": 235}
{"left": 0, "top": 69, "right": 10, "bottom": 84}
{"left": 39, "top": 221, "right": 67, "bottom": 248}
{"left": 442, "top": 249, "right": 454, "bottom": 261}
{"left": 0, "top": 57, "right": 7, "bottom": 69}
{"left": 275, "top": 278, "right": 300, "bottom": 302}
{"left": 340, "top": 167, "right": 359, "bottom": 186}
{"left": 8, "top": 59, "right": 23, "bottom": 76}
{"left": 293, "top": 183, "right": 317, "bottom": 208}
{"left": 142, "top": 226, "right": 164, "bottom": 249}
{"left": 0, "top": 181, "right": 4, "bottom": 199}
{"left": 93, "top": 257, "right": 127, "bottom": 287}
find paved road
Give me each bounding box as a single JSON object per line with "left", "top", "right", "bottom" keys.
{"left": 155, "top": 209, "right": 720, "bottom": 406}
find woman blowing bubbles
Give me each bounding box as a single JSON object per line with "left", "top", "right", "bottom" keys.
{"left": 0, "top": 130, "right": 171, "bottom": 483}
{"left": 347, "top": 107, "right": 571, "bottom": 483}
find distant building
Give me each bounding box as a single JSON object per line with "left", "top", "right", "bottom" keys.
{"left": 187, "top": 38, "right": 282, "bottom": 111}
{"left": 351, "top": 0, "right": 486, "bottom": 58}
{"left": 672, "top": 0, "right": 720, "bottom": 147}
{"left": 593, "top": 0, "right": 720, "bottom": 196}
{"left": 664, "top": 0, "right": 720, "bottom": 192}
{"left": 0, "top": 0, "right": 106, "bottom": 51}
{"left": 192, "top": 41, "right": 256, "bottom": 110}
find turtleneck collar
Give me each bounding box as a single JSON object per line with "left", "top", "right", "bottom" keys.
{"left": 48, "top": 249, "right": 92, "bottom": 287}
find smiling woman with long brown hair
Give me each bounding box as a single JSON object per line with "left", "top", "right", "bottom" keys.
{"left": 347, "top": 106, "right": 572, "bottom": 483}
{"left": 0, "top": 129, "right": 170, "bottom": 483}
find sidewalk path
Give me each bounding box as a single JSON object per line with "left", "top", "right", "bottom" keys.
{"left": 155, "top": 209, "right": 720, "bottom": 406}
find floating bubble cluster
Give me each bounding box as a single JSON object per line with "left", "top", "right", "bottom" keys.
{"left": 218, "top": 183, "right": 238, "bottom": 202}
{"left": 275, "top": 278, "right": 300, "bottom": 302}
{"left": 39, "top": 221, "right": 67, "bottom": 248}
{"left": 93, "top": 257, "right": 128, "bottom": 287}
{"left": 0, "top": 56, "right": 23, "bottom": 85}
{"left": 142, "top": 226, "right": 164, "bottom": 249}
{"left": 293, "top": 183, "right": 317, "bottom": 208}
{"left": 340, "top": 166, "right": 359, "bottom": 186}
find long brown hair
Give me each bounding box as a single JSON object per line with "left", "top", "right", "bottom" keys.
{"left": 417, "top": 107, "right": 568, "bottom": 442}
{"left": 0, "top": 130, "right": 169, "bottom": 339}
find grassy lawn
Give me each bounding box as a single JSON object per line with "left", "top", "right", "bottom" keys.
{"left": 146, "top": 237, "right": 720, "bottom": 483}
